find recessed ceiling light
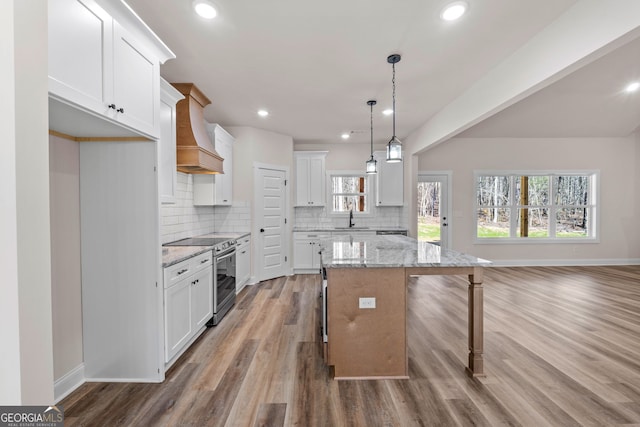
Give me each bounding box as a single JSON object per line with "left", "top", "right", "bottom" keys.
{"left": 193, "top": 0, "right": 217, "bottom": 19}
{"left": 440, "top": 1, "right": 468, "bottom": 21}
{"left": 625, "top": 81, "right": 640, "bottom": 92}
{"left": 382, "top": 109, "right": 393, "bottom": 116}
{"left": 257, "top": 109, "right": 269, "bottom": 117}
{"left": 341, "top": 133, "right": 350, "bottom": 140}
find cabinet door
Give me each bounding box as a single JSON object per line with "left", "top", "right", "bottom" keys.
{"left": 294, "top": 154, "right": 325, "bottom": 206}
{"left": 293, "top": 238, "right": 314, "bottom": 270}
{"left": 215, "top": 137, "right": 232, "bottom": 205}
{"left": 158, "top": 80, "right": 183, "bottom": 204}
{"left": 375, "top": 152, "right": 404, "bottom": 206}
{"left": 191, "top": 268, "right": 213, "bottom": 330}
{"left": 295, "top": 157, "right": 311, "bottom": 206}
{"left": 48, "top": 0, "right": 113, "bottom": 113}
{"left": 112, "top": 22, "right": 159, "bottom": 137}
{"left": 308, "top": 157, "right": 325, "bottom": 205}
{"left": 236, "top": 241, "right": 251, "bottom": 291}
{"left": 165, "top": 280, "right": 192, "bottom": 362}
{"left": 194, "top": 124, "right": 234, "bottom": 206}
{"left": 310, "top": 242, "right": 323, "bottom": 270}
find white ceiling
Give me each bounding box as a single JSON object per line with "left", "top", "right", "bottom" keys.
{"left": 125, "top": 0, "right": 640, "bottom": 145}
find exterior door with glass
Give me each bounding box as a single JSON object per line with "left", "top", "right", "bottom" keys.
{"left": 417, "top": 173, "right": 450, "bottom": 249}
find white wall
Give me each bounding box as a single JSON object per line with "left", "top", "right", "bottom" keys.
{"left": 227, "top": 126, "right": 294, "bottom": 202}
{"left": 0, "top": 0, "right": 21, "bottom": 405}
{"left": 0, "top": 0, "right": 54, "bottom": 404}
{"left": 49, "top": 136, "right": 84, "bottom": 382}
{"left": 296, "top": 142, "right": 386, "bottom": 170}
{"left": 418, "top": 135, "right": 640, "bottom": 264}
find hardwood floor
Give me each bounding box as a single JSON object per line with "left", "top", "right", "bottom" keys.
{"left": 60, "top": 266, "right": 640, "bottom": 426}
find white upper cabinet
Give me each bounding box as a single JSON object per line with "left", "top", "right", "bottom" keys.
{"left": 48, "top": 0, "right": 112, "bottom": 113}
{"left": 193, "top": 124, "right": 234, "bottom": 206}
{"left": 374, "top": 151, "right": 404, "bottom": 206}
{"left": 294, "top": 151, "right": 327, "bottom": 207}
{"left": 110, "top": 22, "right": 160, "bottom": 137}
{"left": 48, "top": 0, "right": 167, "bottom": 138}
{"left": 209, "top": 124, "right": 234, "bottom": 205}
{"left": 158, "top": 79, "right": 184, "bottom": 204}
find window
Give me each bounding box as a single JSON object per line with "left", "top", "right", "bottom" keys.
{"left": 330, "top": 173, "right": 371, "bottom": 214}
{"left": 475, "top": 172, "right": 597, "bottom": 241}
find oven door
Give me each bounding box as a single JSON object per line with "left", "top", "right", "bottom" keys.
{"left": 214, "top": 247, "right": 236, "bottom": 314}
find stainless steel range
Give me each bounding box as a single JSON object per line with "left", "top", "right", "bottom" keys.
{"left": 164, "top": 237, "right": 237, "bottom": 325}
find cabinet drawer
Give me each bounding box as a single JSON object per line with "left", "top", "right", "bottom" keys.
{"left": 164, "top": 261, "right": 192, "bottom": 289}
{"left": 237, "top": 235, "right": 251, "bottom": 246}
{"left": 164, "top": 250, "right": 212, "bottom": 288}
{"left": 294, "top": 232, "right": 330, "bottom": 240}
{"left": 191, "top": 250, "right": 213, "bottom": 273}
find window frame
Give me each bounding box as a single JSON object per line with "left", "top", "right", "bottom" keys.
{"left": 473, "top": 170, "right": 599, "bottom": 244}
{"left": 327, "top": 170, "right": 374, "bottom": 217}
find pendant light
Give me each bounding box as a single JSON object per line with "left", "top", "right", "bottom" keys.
{"left": 366, "top": 100, "right": 377, "bottom": 174}
{"left": 386, "top": 54, "right": 402, "bottom": 163}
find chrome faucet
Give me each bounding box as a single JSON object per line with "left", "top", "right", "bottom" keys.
{"left": 349, "top": 209, "right": 354, "bottom": 228}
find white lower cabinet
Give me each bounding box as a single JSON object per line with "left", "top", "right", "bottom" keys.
{"left": 236, "top": 234, "right": 251, "bottom": 292}
{"left": 293, "top": 232, "right": 329, "bottom": 273}
{"left": 164, "top": 279, "right": 192, "bottom": 361}
{"left": 163, "top": 251, "right": 213, "bottom": 365}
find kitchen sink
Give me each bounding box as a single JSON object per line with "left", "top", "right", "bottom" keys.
{"left": 334, "top": 226, "right": 370, "bottom": 229}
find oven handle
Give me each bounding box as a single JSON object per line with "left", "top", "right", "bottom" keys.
{"left": 215, "top": 248, "right": 236, "bottom": 262}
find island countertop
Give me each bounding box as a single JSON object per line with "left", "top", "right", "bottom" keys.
{"left": 320, "top": 234, "right": 491, "bottom": 268}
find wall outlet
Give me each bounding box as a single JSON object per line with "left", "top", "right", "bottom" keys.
{"left": 359, "top": 297, "right": 376, "bottom": 309}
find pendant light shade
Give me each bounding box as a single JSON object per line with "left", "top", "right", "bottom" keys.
{"left": 366, "top": 100, "right": 377, "bottom": 174}
{"left": 386, "top": 54, "right": 402, "bottom": 163}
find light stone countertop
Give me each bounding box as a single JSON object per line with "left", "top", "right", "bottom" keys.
{"left": 293, "top": 226, "right": 407, "bottom": 233}
{"left": 320, "top": 234, "right": 491, "bottom": 268}
{"left": 162, "top": 231, "right": 250, "bottom": 268}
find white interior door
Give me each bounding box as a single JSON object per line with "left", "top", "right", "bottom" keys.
{"left": 417, "top": 173, "right": 450, "bottom": 249}
{"left": 255, "top": 165, "right": 288, "bottom": 281}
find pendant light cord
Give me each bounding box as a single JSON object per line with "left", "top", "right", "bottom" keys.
{"left": 392, "top": 62, "right": 396, "bottom": 138}
{"left": 370, "top": 102, "right": 374, "bottom": 156}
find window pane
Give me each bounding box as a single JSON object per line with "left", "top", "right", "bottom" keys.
{"left": 332, "top": 176, "right": 365, "bottom": 194}
{"left": 554, "top": 176, "right": 589, "bottom": 206}
{"left": 477, "top": 208, "right": 510, "bottom": 237}
{"left": 556, "top": 208, "right": 588, "bottom": 238}
{"left": 516, "top": 207, "right": 549, "bottom": 237}
{"left": 332, "top": 195, "right": 364, "bottom": 212}
{"left": 514, "top": 176, "right": 549, "bottom": 206}
{"left": 477, "top": 176, "right": 510, "bottom": 207}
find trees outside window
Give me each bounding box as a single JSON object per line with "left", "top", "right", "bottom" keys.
{"left": 475, "top": 172, "right": 596, "bottom": 241}
{"left": 330, "top": 174, "right": 370, "bottom": 214}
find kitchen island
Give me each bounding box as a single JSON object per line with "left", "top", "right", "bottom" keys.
{"left": 321, "top": 234, "right": 491, "bottom": 379}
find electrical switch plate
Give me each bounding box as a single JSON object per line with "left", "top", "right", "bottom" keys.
{"left": 359, "top": 297, "right": 376, "bottom": 309}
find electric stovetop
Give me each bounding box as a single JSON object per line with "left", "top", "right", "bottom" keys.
{"left": 163, "top": 237, "right": 228, "bottom": 247}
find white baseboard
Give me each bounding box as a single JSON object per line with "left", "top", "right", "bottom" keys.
{"left": 488, "top": 258, "right": 640, "bottom": 267}
{"left": 54, "top": 363, "right": 85, "bottom": 403}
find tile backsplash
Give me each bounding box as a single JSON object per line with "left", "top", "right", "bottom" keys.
{"left": 293, "top": 205, "right": 407, "bottom": 230}
{"left": 160, "top": 173, "right": 251, "bottom": 243}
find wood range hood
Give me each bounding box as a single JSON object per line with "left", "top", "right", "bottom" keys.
{"left": 171, "top": 83, "right": 223, "bottom": 174}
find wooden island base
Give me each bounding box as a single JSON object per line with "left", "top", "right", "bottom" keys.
{"left": 325, "top": 266, "right": 485, "bottom": 379}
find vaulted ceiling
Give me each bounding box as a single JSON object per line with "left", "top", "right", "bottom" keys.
{"left": 126, "top": 0, "right": 640, "bottom": 146}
